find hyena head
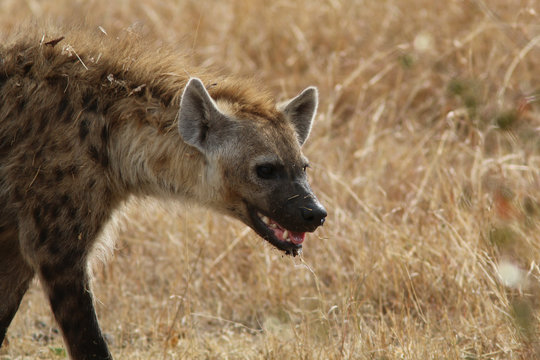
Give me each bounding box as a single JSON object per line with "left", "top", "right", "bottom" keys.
{"left": 178, "top": 78, "right": 327, "bottom": 256}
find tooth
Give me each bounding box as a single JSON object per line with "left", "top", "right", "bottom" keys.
{"left": 270, "top": 224, "right": 277, "bottom": 229}
{"left": 262, "top": 216, "right": 270, "bottom": 224}
{"left": 283, "top": 230, "right": 289, "bottom": 239}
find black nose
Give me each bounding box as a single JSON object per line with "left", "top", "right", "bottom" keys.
{"left": 301, "top": 203, "right": 327, "bottom": 227}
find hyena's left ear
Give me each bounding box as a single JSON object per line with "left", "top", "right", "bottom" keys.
{"left": 177, "top": 78, "right": 228, "bottom": 153}
{"left": 278, "top": 87, "right": 318, "bottom": 146}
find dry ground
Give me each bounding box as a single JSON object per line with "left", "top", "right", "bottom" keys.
{"left": 1, "top": 0, "right": 540, "bottom": 359}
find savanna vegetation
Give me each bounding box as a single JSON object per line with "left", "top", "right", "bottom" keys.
{"left": 1, "top": 0, "right": 539, "bottom": 358}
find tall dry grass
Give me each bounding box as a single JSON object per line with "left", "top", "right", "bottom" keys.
{"left": 1, "top": 0, "right": 539, "bottom": 359}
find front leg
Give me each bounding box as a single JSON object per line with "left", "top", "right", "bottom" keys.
{"left": 19, "top": 211, "right": 112, "bottom": 360}
{"left": 39, "top": 260, "right": 112, "bottom": 360}
{"left": 0, "top": 224, "right": 34, "bottom": 347}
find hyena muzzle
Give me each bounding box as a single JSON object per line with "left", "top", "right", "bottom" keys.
{"left": 0, "top": 32, "right": 326, "bottom": 359}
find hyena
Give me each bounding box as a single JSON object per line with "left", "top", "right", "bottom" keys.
{"left": 0, "top": 28, "right": 326, "bottom": 359}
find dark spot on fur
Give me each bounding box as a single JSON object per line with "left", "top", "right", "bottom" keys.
{"left": 25, "top": 188, "right": 35, "bottom": 199}
{"left": 88, "top": 145, "right": 99, "bottom": 162}
{"left": 25, "top": 120, "right": 35, "bottom": 136}
{"left": 13, "top": 187, "right": 23, "bottom": 202}
{"left": 16, "top": 124, "right": 30, "bottom": 139}
{"left": 102, "top": 100, "right": 112, "bottom": 115}
{"left": 100, "top": 125, "right": 109, "bottom": 143}
{"left": 57, "top": 97, "right": 69, "bottom": 118}
{"left": 49, "top": 142, "right": 59, "bottom": 153}
{"left": 54, "top": 167, "right": 65, "bottom": 182}
{"left": 73, "top": 223, "right": 82, "bottom": 237}
{"left": 87, "top": 178, "right": 96, "bottom": 189}
{"left": 0, "top": 135, "right": 8, "bottom": 149}
{"left": 59, "top": 194, "right": 71, "bottom": 206}
{"left": 67, "top": 206, "right": 77, "bottom": 220}
{"left": 100, "top": 150, "right": 109, "bottom": 168}
{"left": 45, "top": 74, "right": 61, "bottom": 87}
{"left": 67, "top": 165, "right": 79, "bottom": 177}
{"left": 33, "top": 207, "right": 42, "bottom": 225}
{"left": 42, "top": 202, "right": 51, "bottom": 216}
{"left": 48, "top": 241, "right": 60, "bottom": 255}
{"left": 88, "top": 145, "right": 109, "bottom": 168}
{"left": 38, "top": 228, "right": 48, "bottom": 246}
{"left": 16, "top": 97, "right": 26, "bottom": 114}
{"left": 50, "top": 205, "right": 60, "bottom": 218}
{"left": 51, "top": 225, "right": 61, "bottom": 239}
{"left": 22, "top": 62, "right": 33, "bottom": 75}
{"left": 38, "top": 114, "right": 50, "bottom": 132}
{"left": 82, "top": 92, "right": 98, "bottom": 112}
{"left": 56, "top": 97, "right": 74, "bottom": 124}
{"left": 79, "top": 117, "right": 89, "bottom": 140}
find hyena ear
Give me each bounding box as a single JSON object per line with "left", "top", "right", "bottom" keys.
{"left": 177, "top": 77, "right": 226, "bottom": 153}
{"left": 278, "top": 87, "right": 318, "bottom": 146}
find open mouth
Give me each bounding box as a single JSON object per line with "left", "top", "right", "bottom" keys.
{"left": 246, "top": 204, "right": 305, "bottom": 256}
{"left": 258, "top": 212, "right": 306, "bottom": 245}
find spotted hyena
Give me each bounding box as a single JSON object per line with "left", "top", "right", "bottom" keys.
{"left": 0, "top": 28, "right": 326, "bottom": 359}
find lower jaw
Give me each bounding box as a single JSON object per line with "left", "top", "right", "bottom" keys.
{"left": 245, "top": 203, "right": 303, "bottom": 256}
{"left": 258, "top": 229, "right": 302, "bottom": 255}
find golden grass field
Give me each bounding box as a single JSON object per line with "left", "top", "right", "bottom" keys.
{"left": 1, "top": 0, "right": 539, "bottom": 359}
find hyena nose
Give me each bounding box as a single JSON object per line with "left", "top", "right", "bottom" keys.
{"left": 301, "top": 203, "right": 327, "bottom": 228}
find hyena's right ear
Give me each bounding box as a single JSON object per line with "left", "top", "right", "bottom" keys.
{"left": 278, "top": 87, "right": 318, "bottom": 146}
{"left": 177, "top": 78, "right": 227, "bottom": 153}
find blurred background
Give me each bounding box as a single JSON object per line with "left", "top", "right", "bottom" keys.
{"left": 1, "top": 0, "right": 539, "bottom": 358}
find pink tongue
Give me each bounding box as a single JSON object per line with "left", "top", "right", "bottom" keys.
{"left": 290, "top": 231, "right": 305, "bottom": 245}
{"left": 272, "top": 226, "right": 305, "bottom": 245}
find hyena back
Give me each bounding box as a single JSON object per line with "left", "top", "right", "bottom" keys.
{"left": 0, "top": 28, "right": 326, "bottom": 359}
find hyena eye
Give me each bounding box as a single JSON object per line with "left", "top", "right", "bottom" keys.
{"left": 256, "top": 164, "right": 276, "bottom": 179}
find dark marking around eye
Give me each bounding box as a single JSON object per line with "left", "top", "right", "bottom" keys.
{"left": 256, "top": 164, "right": 276, "bottom": 179}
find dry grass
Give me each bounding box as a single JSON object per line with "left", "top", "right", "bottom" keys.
{"left": 1, "top": 0, "right": 540, "bottom": 359}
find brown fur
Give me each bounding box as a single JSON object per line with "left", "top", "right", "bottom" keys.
{"left": 0, "top": 26, "right": 326, "bottom": 359}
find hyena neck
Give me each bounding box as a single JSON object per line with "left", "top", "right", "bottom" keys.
{"left": 106, "top": 103, "right": 215, "bottom": 205}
